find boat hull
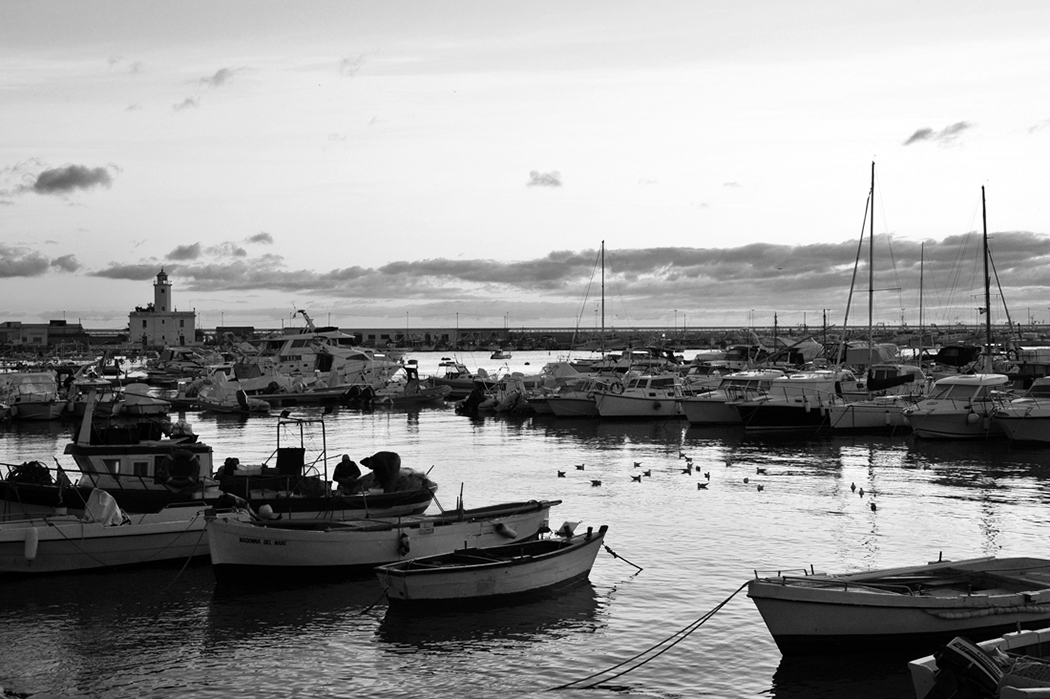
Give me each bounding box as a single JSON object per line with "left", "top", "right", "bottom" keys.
{"left": 594, "top": 393, "right": 681, "bottom": 419}
{"left": 680, "top": 397, "right": 741, "bottom": 425}
{"left": 208, "top": 499, "right": 559, "bottom": 585}
{"left": 376, "top": 525, "right": 606, "bottom": 607}
{"left": 735, "top": 401, "right": 830, "bottom": 432}
{"left": 994, "top": 413, "right": 1050, "bottom": 443}
{"left": 903, "top": 407, "right": 1003, "bottom": 439}
{"left": 827, "top": 399, "right": 913, "bottom": 432}
{"left": 547, "top": 396, "right": 599, "bottom": 418}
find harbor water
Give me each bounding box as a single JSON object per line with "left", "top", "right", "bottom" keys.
{"left": 3, "top": 350, "right": 1050, "bottom": 698}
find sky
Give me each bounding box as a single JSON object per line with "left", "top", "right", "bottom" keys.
{"left": 2, "top": 0, "right": 1050, "bottom": 334}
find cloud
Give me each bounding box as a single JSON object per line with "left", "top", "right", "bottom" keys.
{"left": 338, "top": 55, "right": 366, "bottom": 77}
{"left": 1029, "top": 118, "right": 1050, "bottom": 134}
{"left": 167, "top": 243, "right": 202, "bottom": 261}
{"left": 723, "top": 181, "right": 742, "bottom": 188}
{"left": 92, "top": 263, "right": 174, "bottom": 281}
{"left": 206, "top": 242, "right": 247, "bottom": 258}
{"left": 527, "top": 170, "right": 562, "bottom": 187}
{"left": 173, "top": 97, "right": 199, "bottom": 111}
{"left": 51, "top": 254, "right": 81, "bottom": 272}
{"left": 247, "top": 232, "right": 273, "bottom": 244}
{"left": 0, "top": 245, "right": 78, "bottom": 278}
{"left": 903, "top": 121, "right": 973, "bottom": 146}
{"left": 30, "top": 165, "right": 114, "bottom": 195}
{"left": 199, "top": 67, "right": 245, "bottom": 87}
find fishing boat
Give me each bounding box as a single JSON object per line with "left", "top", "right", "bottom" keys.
{"left": 207, "top": 499, "right": 560, "bottom": 585}
{"left": 748, "top": 555, "right": 1050, "bottom": 656}
{"left": 909, "top": 626, "right": 1050, "bottom": 699}
{"left": 373, "top": 366, "right": 453, "bottom": 407}
{"left": 993, "top": 376, "right": 1050, "bottom": 444}
{"left": 0, "top": 371, "right": 65, "bottom": 420}
{"left": 0, "top": 489, "right": 247, "bottom": 575}
{"left": 376, "top": 524, "right": 607, "bottom": 607}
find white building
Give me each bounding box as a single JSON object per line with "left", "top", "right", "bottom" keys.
{"left": 128, "top": 269, "right": 196, "bottom": 348}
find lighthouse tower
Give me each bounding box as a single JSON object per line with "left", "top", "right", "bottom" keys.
{"left": 154, "top": 268, "right": 171, "bottom": 312}
{"left": 129, "top": 269, "right": 197, "bottom": 348}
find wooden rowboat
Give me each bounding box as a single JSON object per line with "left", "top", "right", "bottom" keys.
{"left": 375, "top": 524, "right": 607, "bottom": 607}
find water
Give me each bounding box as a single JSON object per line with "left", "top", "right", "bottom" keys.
{"left": 3, "top": 350, "right": 1050, "bottom": 698}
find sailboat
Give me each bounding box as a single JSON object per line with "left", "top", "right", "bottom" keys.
{"left": 827, "top": 163, "right": 929, "bottom": 432}
{"left": 902, "top": 187, "right": 1011, "bottom": 439}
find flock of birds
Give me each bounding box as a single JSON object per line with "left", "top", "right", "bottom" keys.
{"left": 557, "top": 450, "right": 878, "bottom": 510}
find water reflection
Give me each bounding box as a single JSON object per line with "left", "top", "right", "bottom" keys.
{"left": 376, "top": 582, "right": 604, "bottom": 653}
{"left": 770, "top": 653, "right": 913, "bottom": 699}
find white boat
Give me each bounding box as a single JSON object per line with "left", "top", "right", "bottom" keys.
{"left": 490, "top": 349, "right": 512, "bottom": 360}
{"left": 909, "top": 627, "right": 1050, "bottom": 699}
{"left": 547, "top": 375, "right": 623, "bottom": 418}
{"left": 679, "top": 369, "right": 784, "bottom": 425}
{"left": 748, "top": 555, "right": 1050, "bottom": 656}
{"left": 427, "top": 361, "right": 497, "bottom": 400}
{"left": 122, "top": 382, "right": 172, "bottom": 416}
{"left": 0, "top": 489, "right": 247, "bottom": 575}
{"left": 593, "top": 373, "right": 684, "bottom": 419}
{"left": 376, "top": 524, "right": 607, "bottom": 607}
{"left": 902, "top": 373, "right": 1011, "bottom": 439}
{"left": 827, "top": 363, "right": 929, "bottom": 432}
{"left": 207, "top": 499, "right": 560, "bottom": 585}
{"left": 993, "top": 376, "right": 1050, "bottom": 444}
{"left": 0, "top": 371, "right": 65, "bottom": 420}
{"left": 733, "top": 369, "right": 862, "bottom": 432}
{"left": 373, "top": 365, "right": 452, "bottom": 407}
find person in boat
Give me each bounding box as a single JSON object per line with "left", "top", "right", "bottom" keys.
{"left": 360, "top": 451, "right": 401, "bottom": 493}
{"left": 333, "top": 454, "right": 362, "bottom": 493}
{"left": 218, "top": 457, "right": 240, "bottom": 479}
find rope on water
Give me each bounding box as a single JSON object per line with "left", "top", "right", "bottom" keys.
{"left": 548, "top": 580, "right": 750, "bottom": 691}
{"left": 602, "top": 544, "right": 643, "bottom": 572}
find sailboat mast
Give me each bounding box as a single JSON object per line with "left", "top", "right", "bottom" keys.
{"left": 867, "top": 161, "right": 875, "bottom": 356}
{"left": 918, "top": 242, "right": 925, "bottom": 365}
{"left": 600, "top": 240, "right": 605, "bottom": 353}
{"left": 981, "top": 187, "right": 992, "bottom": 373}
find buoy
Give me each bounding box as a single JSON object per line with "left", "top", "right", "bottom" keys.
{"left": 258, "top": 504, "right": 274, "bottom": 520}
{"left": 24, "top": 527, "right": 39, "bottom": 562}
{"left": 966, "top": 412, "right": 980, "bottom": 424}
{"left": 398, "top": 532, "right": 411, "bottom": 556}
{"left": 495, "top": 522, "right": 518, "bottom": 538}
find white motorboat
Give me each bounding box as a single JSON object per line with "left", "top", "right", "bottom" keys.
{"left": 748, "top": 555, "right": 1050, "bottom": 656}
{"left": 376, "top": 524, "right": 607, "bottom": 607}
{"left": 679, "top": 369, "right": 784, "bottom": 425}
{"left": 0, "top": 371, "right": 65, "bottom": 420}
{"left": 547, "top": 375, "right": 623, "bottom": 418}
{"left": 0, "top": 489, "right": 247, "bottom": 575}
{"left": 902, "top": 373, "right": 1011, "bottom": 439}
{"left": 909, "top": 626, "right": 1050, "bottom": 699}
{"left": 993, "top": 376, "right": 1050, "bottom": 444}
{"left": 208, "top": 499, "right": 560, "bottom": 585}
{"left": 593, "top": 373, "right": 684, "bottom": 419}
{"left": 734, "top": 369, "right": 862, "bottom": 432}
{"left": 827, "top": 363, "right": 929, "bottom": 432}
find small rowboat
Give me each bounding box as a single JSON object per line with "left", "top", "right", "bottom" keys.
{"left": 376, "top": 524, "right": 608, "bottom": 607}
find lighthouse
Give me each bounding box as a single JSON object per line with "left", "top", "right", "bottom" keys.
{"left": 129, "top": 269, "right": 197, "bottom": 348}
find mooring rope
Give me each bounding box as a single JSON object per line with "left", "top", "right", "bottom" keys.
{"left": 548, "top": 580, "right": 750, "bottom": 691}
{"left": 602, "top": 544, "right": 643, "bottom": 572}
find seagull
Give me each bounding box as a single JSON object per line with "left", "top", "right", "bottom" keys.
{"left": 685, "top": 457, "right": 693, "bottom": 467}
{"left": 858, "top": 487, "right": 865, "bottom": 497}
{"left": 743, "top": 477, "right": 750, "bottom": 484}
{"left": 678, "top": 451, "right": 687, "bottom": 459}
{"left": 851, "top": 482, "right": 857, "bottom": 493}
{"left": 704, "top": 472, "right": 711, "bottom": 480}
{"left": 642, "top": 470, "right": 651, "bottom": 477}
{"left": 279, "top": 409, "right": 291, "bottom": 418}
{"left": 756, "top": 467, "right": 767, "bottom": 475}
{"left": 631, "top": 474, "right": 642, "bottom": 482}
{"left": 757, "top": 484, "right": 764, "bottom": 492}
{"left": 633, "top": 461, "right": 642, "bottom": 468}
{"left": 681, "top": 466, "right": 693, "bottom": 475}
{"left": 557, "top": 471, "right": 565, "bottom": 478}
{"left": 575, "top": 464, "right": 586, "bottom": 470}
{"left": 870, "top": 501, "right": 877, "bottom": 512}
{"left": 591, "top": 479, "right": 602, "bottom": 487}
{"left": 697, "top": 482, "right": 708, "bottom": 490}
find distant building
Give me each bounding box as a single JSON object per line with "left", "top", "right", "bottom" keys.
{"left": 0, "top": 319, "right": 91, "bottom": 348}
{"left": 128, "top": 269, "right": 196, "bottom": 348}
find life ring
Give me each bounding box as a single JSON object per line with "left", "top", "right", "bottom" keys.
{"left": 155, "top": 450, "right": 201, "bottom": 489}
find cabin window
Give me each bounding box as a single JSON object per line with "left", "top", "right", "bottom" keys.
{"left": 142, "top": 320, "right": 147, "bottom": 328}
{"left": 102, "top": 458, "right": 120, "bottom": 475}
{"left": 132, "top": 460, "right": 149, "bottom": 477}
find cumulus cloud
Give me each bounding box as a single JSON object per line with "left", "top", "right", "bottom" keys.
{"left": 527, "top": 170, "right": 562, "bottom": 187}
{"left": 247, "top": 232, "right": 273, "bottom": 244}
{"left": 339, "top": 54, "right": 366, "bottom": 77}
{"left": 173, "top": 97, "right": 199, "bottom": 111}
{"left": 167, "top": 243, "right": 202, "bottom": 261}
{"left": 199, "top": 67, "right": 245, "bottom": 87}
{"left": 0, "top": 245, "right": 81, "bottom": 277}
{"left": 51, "top": 254, "right": 81, "bottom": 272}
{"left": 903, "top": 121, "right": 973, "bottom": 146}
{"left": 92, "top": 263, "right": 174, "bottom": 281}
{"left": 29, "top": 165, "right": 114, "bottom": 195}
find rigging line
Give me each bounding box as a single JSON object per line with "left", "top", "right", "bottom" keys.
{"left": 548, "top": 581, "right": 749, "bottom": 691}
{"left": 161, "top": 525, "right": 208, "bottom": 592}
{"left": 987, "top": 246, "right": 1018, "bottom": 339}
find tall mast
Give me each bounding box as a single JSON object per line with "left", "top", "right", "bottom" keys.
{"left": 867, "top": 161, "right": 875, "bottom": 357}
{"left": 600, "top": 240, "right": 605, "bottom": 354}
{"left": 918, "top": 242, "right": 925, "bottom": 365}
{"left": 981, "top": 187, "right": 992, "bottom": 373}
